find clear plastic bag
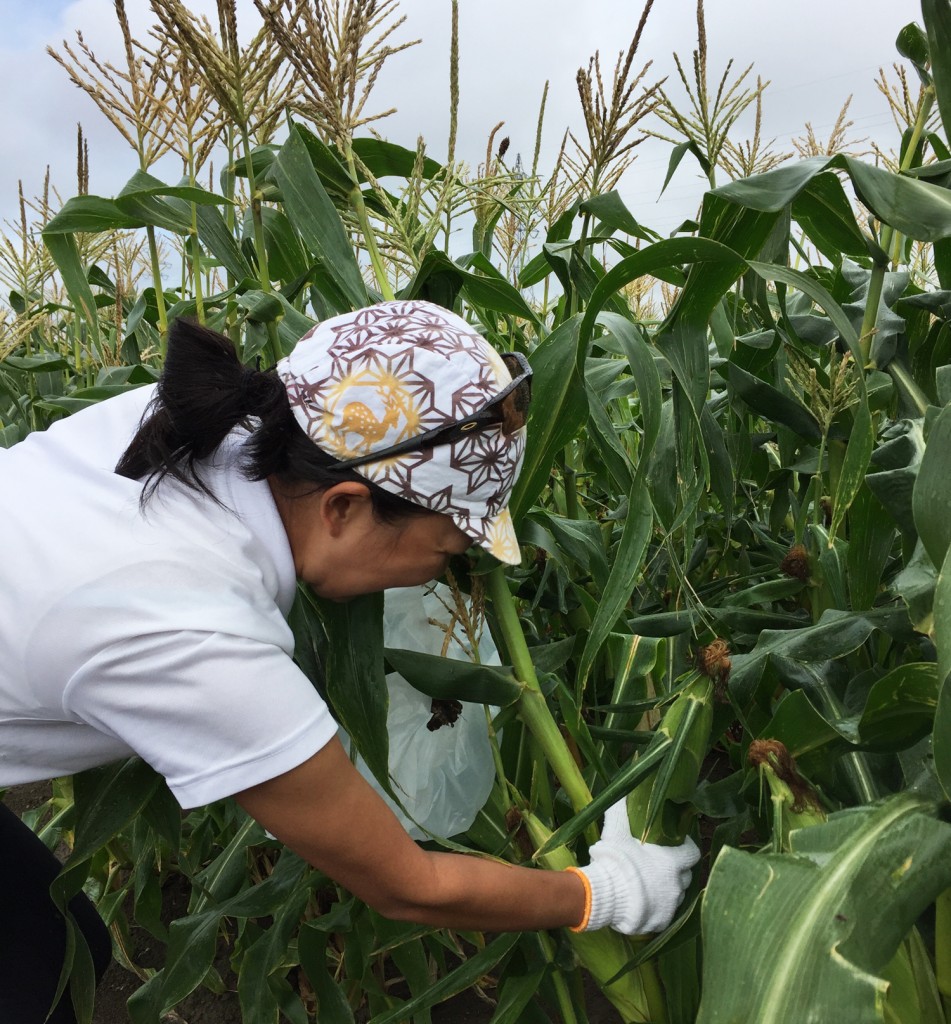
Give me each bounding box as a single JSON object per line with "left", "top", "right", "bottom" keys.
{"left": 343, "top": 582, "right": 499, "bottom": 840}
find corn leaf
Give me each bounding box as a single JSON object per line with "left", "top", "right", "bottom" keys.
{"left": 660, "top": 139, "right": 711, "bottom": 194}
{"left": 383, "top": 648, "right": 523, "bottom": 706}
{"left": 698, "top": 795, "right": 951, "bottom": 1024}
{"left": 718, "top": 155, "right": 951, "bottom": 244}
{"left": 531, "top": 511, "right": 610, "bottom": 588}
{"left": 597, "top": 311, "right": 663, "bottom": 473}
{"left": 914, "top": 403, "right": 951, "bottom": 569}
{"left": 932, "top": 542, "right": 951, "bottom": 801}
{"left": 730, "top": 610, "right": 877, "bottom": 712}
{"left": 117, "top": 169, "right": 231, "bottom": 205}
{"left": 237, "top": 880, "right": 313, "bottom": 1023}
{"left": 488, "top": 965, "right": 550, "bottom": 1024}
{"left": 897, "top": 22, "right": 931, "bottom": 79}
{"left": 580, "top": 190, "right": 659, "bottom": 244}
{"left": 846, "top": 157, "right": 951, "bottom": 242}
{"left": 748, "top": 261, "right": 860, "bottom": 357}
{"left": 70, "top": 758, "right": 164, "bottom": 861}
{"left": 581, "top": 238, "right": 747, "bottom": 417}
{"left": 533, "top": 736, "right": 673, "bottom": 858}
{"left": 756, "top": 689, "right": 853, "bottom": 774}
{"left": 270, "top": 125, "right": 368, "bottom": 310}
{"left": 831, "top": 397, "right": 875, "bottom": 541}
{"left": 882, "top": 929, "right": 947, "bottom": 1024}
{"left": 298, "top": 925, "right": 357, "bottom": 1024}
{"left": 352, "top": 137, "right": 443, "bottom": 180}
{"left": 791, "top": 171, "right": 871, "bottom": 262}
{"left": 579, "top": 239, "right": 746, "bottom": 350}
{"left": 114, "top": 172, "right": 216, "bottom": 234}
{"left": 128, "top": 852, "right": 311, "bottom": 1024}
{"left": 367, "top": 932, "right": 521, "bottom": 1024}
{"left": 601, "top": 634, "right": 666, "bottom": 728}
{"left": 191, "top": 817, "right": 265, "bottom": 913}
{"left": 858, "top": 662, "right": 939, "bottom": 751}
{"left": 47, "top": 755, "right": 166, "bottom": 1018}
{"left": 190, "top": 200, "right": 254, "bottom": 280}
{"left": 43, "top": 195, "right": 144, "bottom": 234}
{"left": 585, "top": 377, "right": 634, "bottom": 492}
{"left": 41, "top": 232, "right": 101, "bottom": 346}
{"left": 640, "top": 695, "right": 707, "bottom": 841}
{"left": 576, "top": 480, "right": 653, "bottom": 694}
{"left": 847, "top": 485, "right": 898, "bottom": 610}
{"left": 909, "top": 403, "right": 949, "bottom": 802}
{"left": 721, "top": 360, "right": 823, "bottom": 439}
{"left": 409, "top": 249, "right": 541, "bottom": 323}
{"left": 3, "top": 354, "right": 71, "bottom": 372}
{"left": 252, "top": 206, "right": 310, "bottom": 282}
{"left": 314, "top": 591, "right": 392, "bottom": 797}
{"left": 713, "top": 156, "right": 833, "bottom": 212}
{"left": 293, "top": 124, "right": 357, "bottom": 199}
{"left": 923, "top": 0, "right": 951, "bottom": 145}
{"left": 700, "top": 402, "right": 736, "bottom": 522}
{"left": 509, "top": 316, "right": 588, "bottom": 523}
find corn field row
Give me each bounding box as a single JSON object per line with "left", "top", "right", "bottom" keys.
{"left": 2, "top": 1, "right": 951, "bottom": 1022}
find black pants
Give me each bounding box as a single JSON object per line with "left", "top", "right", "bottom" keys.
{"left": 0, "top": 802, "right": 112, "bottom": 1023}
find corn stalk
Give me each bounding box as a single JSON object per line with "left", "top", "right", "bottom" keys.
{"left": 522, "top": 808, "right": 661, "bottom": 1024}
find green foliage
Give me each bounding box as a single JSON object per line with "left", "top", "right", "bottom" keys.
{"left": 699, "top": 797, "right": 951, "bottom": 1024}
{"left": 4, "top": 1, "right": 951, "bottom": 1022}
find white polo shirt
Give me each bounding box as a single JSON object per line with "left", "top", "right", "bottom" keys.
{"left": 0, "top": 385, "right": 337, "bottom": 807}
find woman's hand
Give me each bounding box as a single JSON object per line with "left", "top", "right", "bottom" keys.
{"left": 574, "top": 799, "right": 700, "bottom": 934}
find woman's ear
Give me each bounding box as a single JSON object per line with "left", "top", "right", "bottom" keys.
{"left": 318, "top": 481, "right": 374, "bottom": 538}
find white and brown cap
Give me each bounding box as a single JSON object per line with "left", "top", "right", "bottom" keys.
{"left": 276, "top": 300, "right": 525, "bottom": 565}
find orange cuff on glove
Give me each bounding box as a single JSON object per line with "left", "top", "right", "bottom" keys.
{"left": 564, "top": 866, "right": 592, "bottom": 932}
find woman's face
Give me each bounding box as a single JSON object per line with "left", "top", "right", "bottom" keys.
{"left": 270, "top": 480, "right": 473, "bottom": 600}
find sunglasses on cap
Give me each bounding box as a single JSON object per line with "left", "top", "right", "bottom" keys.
{"left": 329, "top": 351, "right": 532, "bottom": 471}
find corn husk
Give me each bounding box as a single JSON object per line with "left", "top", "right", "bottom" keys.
{"left": 625, "top": 671, "right": 715, "bottom": 845}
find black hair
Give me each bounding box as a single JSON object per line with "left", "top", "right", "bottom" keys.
{"left": 116, "top": 318, "right": 427, "bottom": 524}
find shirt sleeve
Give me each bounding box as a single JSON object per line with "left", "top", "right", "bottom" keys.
{"left": 63, "top": 630, "right": 339, "bottom": 808}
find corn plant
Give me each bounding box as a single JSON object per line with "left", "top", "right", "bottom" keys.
{"left": 4, "top": 1, "right": 951, "bottom": 1022}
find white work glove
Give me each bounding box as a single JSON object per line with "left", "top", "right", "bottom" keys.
{"left": 573, "top": 799, "right": 700, "bottom": 934}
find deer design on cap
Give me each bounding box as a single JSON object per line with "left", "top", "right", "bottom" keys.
{"left": 341, "top": 386, "right": 405, "bottom": 453}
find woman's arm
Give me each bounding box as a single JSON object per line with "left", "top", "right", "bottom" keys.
{"left": 234, "top": 736, "right": 586, "bottom": 932}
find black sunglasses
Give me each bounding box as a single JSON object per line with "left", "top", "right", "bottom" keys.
{"left": 329, "top": 352, "right": 532, "bottom": 471}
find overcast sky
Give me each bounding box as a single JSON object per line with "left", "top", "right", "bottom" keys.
{"left": 0, "top": 0, "right": 921, "bottom": 241}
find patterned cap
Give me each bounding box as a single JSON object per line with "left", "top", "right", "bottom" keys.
{"left": 276, "top": 300, "right": 525, "bottom": 565}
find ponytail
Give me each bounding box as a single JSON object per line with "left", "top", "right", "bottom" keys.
{"left": 117, "top": 318, "right": 425, "bottom": 523}
{"left": 116, "top": 319, "right": 284, "bottom": 502}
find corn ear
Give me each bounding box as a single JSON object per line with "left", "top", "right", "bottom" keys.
{"left": 625, "top": 671, "right": 715, "bottom": 845}
{"left": 748, "top": 738, "right": 827, "bottom": 853}
{"left": 521, "top": 808, "right": 661, "bottom": 1024}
